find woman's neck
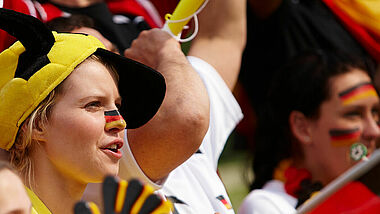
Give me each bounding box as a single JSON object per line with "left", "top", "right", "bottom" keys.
{"left": 28, "top": 150, "right": 87, "bottom": 214}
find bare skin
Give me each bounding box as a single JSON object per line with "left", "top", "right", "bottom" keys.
{"left": 49, "top": 0, "right": 103, "bottom": 8}
{"left": 0, "top": 168, "right": 31, "bottom": 214}
{"left": 124, "top": 0, "right": 246, "bottom": 182}
{"left": 31, "top": 59, "right": 124, "bottom": 214}
{"left": 124, "top": 29, "right": 210, "bottom": 181}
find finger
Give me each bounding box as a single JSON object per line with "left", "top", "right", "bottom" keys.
{"left": 130, "top": 180, "right": 155, "bottom": 214}
{"left": 74, "top": 201, "right": 100, "bottom": 214}
{"left": 120, "top": 179, "right": 144, "bottom": 214}
{"left": 103, "top": 176, "right": 119, "bottom": 214}
{"left": 114, "top": 179, "right": 128, "bottom": 213}
{"left": 150, "top": 200, "right": 173, "bottom": 214}
{"left": 138, "top": 194, "right": 173, "bottom": 214}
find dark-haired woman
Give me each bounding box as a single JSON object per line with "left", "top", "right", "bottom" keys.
{"left": 239, "top": 50, "right": 380, "bottom": 213}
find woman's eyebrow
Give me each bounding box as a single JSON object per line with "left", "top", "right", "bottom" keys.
{"left": 338, "top": 82, "right": 373, "bottom": 97}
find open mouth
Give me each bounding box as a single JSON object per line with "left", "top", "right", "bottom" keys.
{"left": 101, "top": 141, "right": 123, "bottom": 159}
{"left": 105, "top": 144, "right": 120, "bottom": 153}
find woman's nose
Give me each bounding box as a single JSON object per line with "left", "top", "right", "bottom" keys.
{"left": 104, "top": 110, "right": 126, "bottom": 132}
{"left": 362, "top": 117, "right": 380, "bottom": 141}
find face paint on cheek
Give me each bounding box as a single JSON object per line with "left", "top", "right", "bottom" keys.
{"left": 104, "top": 110, "right": 127, "bottom": 130}
{"left": 339, "top": 82, "right": 378, "bottom": 106}
{"left": 329, "top": 128, "right": 361, "bottom": 147}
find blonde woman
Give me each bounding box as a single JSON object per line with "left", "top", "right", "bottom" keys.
{"left": 0, "top": 8, "right": 167, "bottom": 213}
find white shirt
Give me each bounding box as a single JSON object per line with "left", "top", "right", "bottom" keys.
{"left": 158, "top": 56, "right": 243, "bottom": 214}
{"left": 119, "top": 56, "right": 243, "bottom": 213}
{"left": 238, "top": 180, "right": 297, "bottom": 214}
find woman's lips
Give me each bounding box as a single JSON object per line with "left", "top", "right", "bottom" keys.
{"left": 101, "top": 139, "right": 124, "bottom": 160}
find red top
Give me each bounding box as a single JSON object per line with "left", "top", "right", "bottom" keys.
{"left": 310, "top": 181, "right": 380, "bottom": 214}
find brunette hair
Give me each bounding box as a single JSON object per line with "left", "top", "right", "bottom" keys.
{"left": 45, "top": 14, "right": 95, "bottom": 33}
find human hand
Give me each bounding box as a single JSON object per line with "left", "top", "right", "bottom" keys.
{"left": 74, "top": 176, "right": 172, "bottom": 214}
{"left": 124, "top": 28, "right": 184, "bottom": 70}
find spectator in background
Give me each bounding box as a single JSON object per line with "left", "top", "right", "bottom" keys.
{"left": 235, "top": 0, "right": 380, "bottom": 154}
{"left": 0, "top": 0, "right": 179, "bottom": 52}
{"left": 241, "top": 0, "right": 373, "bottom": 114}
{"left": 45, "top": 14, "right": 119, "bottom": 53}
{"left": 0, "top": 161, "right": 31, "bottom": 214}
{"left": 239, "top": 50, "right": 380, "bottom": 213}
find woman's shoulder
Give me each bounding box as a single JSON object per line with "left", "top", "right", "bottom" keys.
{"left": 238, "top": 180, "right": 297, "bottom": 214}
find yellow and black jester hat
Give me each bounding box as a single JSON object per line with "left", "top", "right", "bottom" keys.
{"left": 0, "top": 8, "right": 166, "bottom": 150}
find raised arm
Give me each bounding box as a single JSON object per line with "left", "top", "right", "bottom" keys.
{"left": 123, "top": 29, "right": 210, "bottom": 182}
{"left": 188, "top": 0, "right": 247, "bottom": 90}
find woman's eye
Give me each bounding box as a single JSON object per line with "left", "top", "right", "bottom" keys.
{"left": 85, "top": 101, "right": 102, "bottom": 110}
{"left": 344, "top": 111, "right": 361, "bottom": 118}
{"left": 371, "top": 108, "right": 379, "bottom": 120}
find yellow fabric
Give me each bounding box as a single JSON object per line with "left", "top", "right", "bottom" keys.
{"left": 273, "top": 159, "right": 292, "bottom": 182}
{"left": 0, "top": 32, "right": 105, "bottom": 150}
{"left": 335, "top": 0, "right": 380, "bottom": 36}
{"left": 25, "top": 187, "right": 52, "bottom": 214}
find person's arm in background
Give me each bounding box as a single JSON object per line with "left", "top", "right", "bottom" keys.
{"left": 248, "top": 0, "right": 282, "bottom": 19}
{"left": 188, "top": 0, "right": 247, "bottom": 91}
{"left": 124, "top": 29, "right": 210, "bottom": 182}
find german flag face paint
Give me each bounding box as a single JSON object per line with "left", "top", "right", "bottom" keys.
{"left": 330, "top": 128, "right": 360, "bottom": 147}
{"left": 105, "top": 110, "right": 127, "bottom": 130}
{"left": 339, "top": 82, "right": 378, "bottom": 106}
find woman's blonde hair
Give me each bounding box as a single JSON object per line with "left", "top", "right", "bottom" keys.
{"left": 9, "top": 89, "right": 58, "bottom": 188}
{"left": 8, "top": 55, "right": 118, "bottom": 189}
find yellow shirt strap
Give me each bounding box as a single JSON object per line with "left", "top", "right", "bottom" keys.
{"left": 25, "top": 187, "right": 52, "bottom": 214}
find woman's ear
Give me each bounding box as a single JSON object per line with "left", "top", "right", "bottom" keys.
{"left": 289, "top": 111, "right": 312, "bottom": 145}
{"left": 25, "top": 121, "right": 47, "bottom": 143}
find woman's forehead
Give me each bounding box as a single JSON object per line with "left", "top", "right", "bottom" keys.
{"left": 60, "top": 59, "right": 118, "bottom": 96}
{"left": 330, "top": 69, "right": 371, "bottom": 96}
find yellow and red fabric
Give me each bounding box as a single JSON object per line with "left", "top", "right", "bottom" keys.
{"left": 323, "top": 0, "right": 380, "bottom": 61}
{"left": 273, "top": 159, "right": 312, "bottom": 198}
